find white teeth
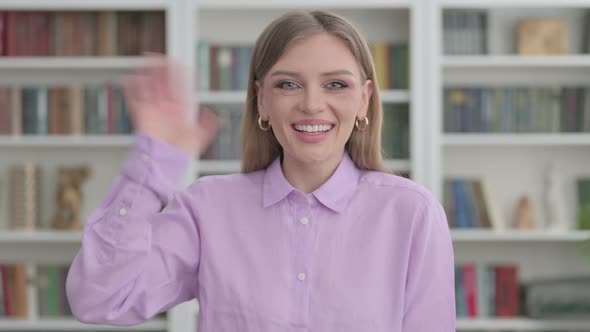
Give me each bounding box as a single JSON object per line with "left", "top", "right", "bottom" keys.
{"left": 294, "top": 124, "right": 333, "bottom": 133}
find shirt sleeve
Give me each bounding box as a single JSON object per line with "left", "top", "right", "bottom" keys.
{"left": 66, "top": 133, "right": 200, "bottom": 326}
{"left": 402, "top": 198, "right": 456, "bottom": 331}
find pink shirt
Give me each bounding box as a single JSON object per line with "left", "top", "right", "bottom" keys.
{"left": 66, "top": 133, "right": 456, "bottom": 331}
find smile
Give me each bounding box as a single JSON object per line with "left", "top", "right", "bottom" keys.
{"left": 293, "top": 124, "right": 334, "bottom": 133}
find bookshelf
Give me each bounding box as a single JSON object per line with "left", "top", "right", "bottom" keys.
{"left": 0, "top": 0, "right": 189, "bottom": 331}
{"left": 429, "top": 0, "right": 590, "bottom": 329}
{"left": 2, "top": 0, "right": 590, "bottom": 331}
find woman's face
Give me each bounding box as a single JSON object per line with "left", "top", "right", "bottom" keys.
{"left": 256, "top": 33, "right": 373, "bottom": 167}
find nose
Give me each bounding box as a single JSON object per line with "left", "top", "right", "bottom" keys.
{"left": 301, "top": 86, "right": 325, "bottom": 114}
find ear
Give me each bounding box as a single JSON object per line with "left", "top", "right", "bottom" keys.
{"left": 357, "top": 79, "right": 373, "bottom": 119}
{"left": 255, "top": 80, "right": 266, "bottom": 117}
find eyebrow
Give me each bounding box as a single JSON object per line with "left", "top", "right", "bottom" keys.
{"left": 270, "top": 70, "right": 355, "bottom": 77}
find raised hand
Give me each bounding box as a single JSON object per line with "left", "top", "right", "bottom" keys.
{"left": 122, "top": 53, "right": 220, "bottom": 157}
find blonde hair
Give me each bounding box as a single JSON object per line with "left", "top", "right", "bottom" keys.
{"left": 241, "top": 10, "right": 385, "bottom": 173}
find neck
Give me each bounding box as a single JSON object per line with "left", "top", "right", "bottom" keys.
{"left": 281, "top": 151, "right": 344, "bottom": 194}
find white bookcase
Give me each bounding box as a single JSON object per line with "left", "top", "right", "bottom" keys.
{"left": 1, "top": 0, "right": 590, "bottom": 331}
{"left": 427, "top": 0, "right": 590, "bottom": 330}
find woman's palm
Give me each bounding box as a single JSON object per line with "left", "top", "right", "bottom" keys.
{"left": 122, "top": 54, "right": 219, "bottom": 156}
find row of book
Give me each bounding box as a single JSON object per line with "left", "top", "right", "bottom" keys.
{"left": 0, "top": 264, "right": 71, "bottom": 318}
{"left": 455, "top": 263, "right": 519, "bottom": 318}
{"left": 444, "top": 87, "right": 590, "bottom": 133}
{"left": 0, "top": 85, "right": 132, "bottom": 135}
{"left": 0, "top": 11, "right": 165, "bottom": 56}
{"left": 196, "top": 41, "right": 409, "bottom": 91}
{"left": 443, "top": 10, "right": 487, "bottom": 55}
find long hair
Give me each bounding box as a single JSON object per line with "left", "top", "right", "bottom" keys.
{"left": 241, "top": 10, "right": 385, "bottom": 173}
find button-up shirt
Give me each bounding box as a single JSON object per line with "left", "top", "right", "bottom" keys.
{"left": 66, "top": 133, "right": 456, "bottom": 332}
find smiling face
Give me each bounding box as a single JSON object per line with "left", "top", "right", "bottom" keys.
{"left": 256, "top": 33, "right": 373, "bottom": 169}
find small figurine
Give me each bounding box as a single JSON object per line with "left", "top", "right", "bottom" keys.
{"left": 514, "top": 195, "right": 535, "bottom": 230}
{"left": 51, "top": 165, "right": 92, "bottom": 230}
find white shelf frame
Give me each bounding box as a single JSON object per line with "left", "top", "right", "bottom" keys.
{"left": 451, "top": 229, "right": 590, "bottom": 242}
{"left": 443, "top": 55, "right": 590, "bottom": 68}
{"left": 0, "top": 57, "right": 148, "bottom": 70}
{"left": 198, "top": 89, "right": 410, "bottom": 104}
{"left": 0, "top": 0, "right": 169, "bottom": 10}
{"left": 0, "top": 318, "right": 167, "bottom": 331}
{"left": 456, "top": 317, "right": 590, "bottom": 331}
{"left": 0, "top": 230, "right": 82, "bottom": 244}
{"left": 0, "top": 135, "right": 134, "bottom": 147}
{"left": 443, "top": 133, "right": 590, "bottom": 146}
{"left": 194, "top": 0, "right": 412, "bottom": 9}
{"left": 197, "top": 158, "right": 412, "bottom": 174}
{"left": 440, "top": 0, "right": 590, "bottom": 9}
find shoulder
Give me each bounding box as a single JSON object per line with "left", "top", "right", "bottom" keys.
{"left": 357, "top": 171, "right": 447, "bottom": 226}
{"left": 359, "top": 171, "right": 439, "bottom": 210}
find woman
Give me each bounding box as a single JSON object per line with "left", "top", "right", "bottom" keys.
{"left": 66, "top": 10, "right": 455, "bottom": 331}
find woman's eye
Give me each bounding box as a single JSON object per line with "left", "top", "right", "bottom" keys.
{"left": 325, "top": 81, "right": 347, "bottom": 89}
{"left": 276, "top": 81, "right": 300, "bottom": 89}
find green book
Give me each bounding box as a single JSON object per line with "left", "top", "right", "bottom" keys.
{"left": 577, "top": 178, "right": 590, "bottom": 230}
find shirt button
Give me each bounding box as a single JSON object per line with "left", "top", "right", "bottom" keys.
{"left": 300, "top": 217, "right": 309, "bottom": 225}
{"left": 119, "top": 208, "right": 127, "bottom": 216}
{"left": 141, "top": 153, "right": 150, "bottom": 161}
{"left": 297, "top": 273, "right": 306, "bottom": 281}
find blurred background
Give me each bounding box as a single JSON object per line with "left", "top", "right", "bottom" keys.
{"left": 0, "top": 0, "right": 589, "bottom": 331}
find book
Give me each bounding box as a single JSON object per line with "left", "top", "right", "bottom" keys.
{"left": 577, "top": 178, "right": 590, "bottom": 230}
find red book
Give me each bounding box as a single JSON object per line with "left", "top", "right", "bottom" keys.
{"left": 1, "top": 265, "right": 12, "bottom": 316}
{"left": 495, "top": 265, "right": 519, "bottom": 317}
{"left": 5, "top": 12, "right": 18, "bottom": 56}
{"left": 0, "top": 12, "right": 6, "bottom": 56}
{"left": 462, "top": 263, "right": 478, "bottom": 317}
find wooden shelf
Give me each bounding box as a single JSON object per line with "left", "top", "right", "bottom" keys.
{"left": 452, "top": 229, "right": 590, "bottom": 242}
{"left": 0, "top": 318, "right": 167, "bottom": 331}
{"left": 443, "top": 133, "right": 590, "bottom": 146}
{"left": 456, "top": 317, "right": 590, "bottom": 331}
{"left": 443, "top": 55, "right": 590, "bottom": 68}
{"left": 0, "top": 135, "right": 133, "bottom": 147}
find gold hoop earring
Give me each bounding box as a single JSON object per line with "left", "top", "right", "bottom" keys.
{"left": 258, "top": 116, "right": 271, "bottom": 131}
{"left": 355, "top": 116, "right": 369, "bottom": 131}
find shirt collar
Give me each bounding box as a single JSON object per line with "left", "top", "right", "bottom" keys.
{"left": 262, "top": 152, "right": 361, "bottom": 213}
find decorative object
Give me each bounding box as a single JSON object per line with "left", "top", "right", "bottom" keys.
{"left": 517, "top": 18, "right": 567, "bottom": 55}
{"left": 51, "top": 165, "right": 92, "bottom": 230}
{"left": 514, "top": 195, "right": 535, "bottom": 230}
